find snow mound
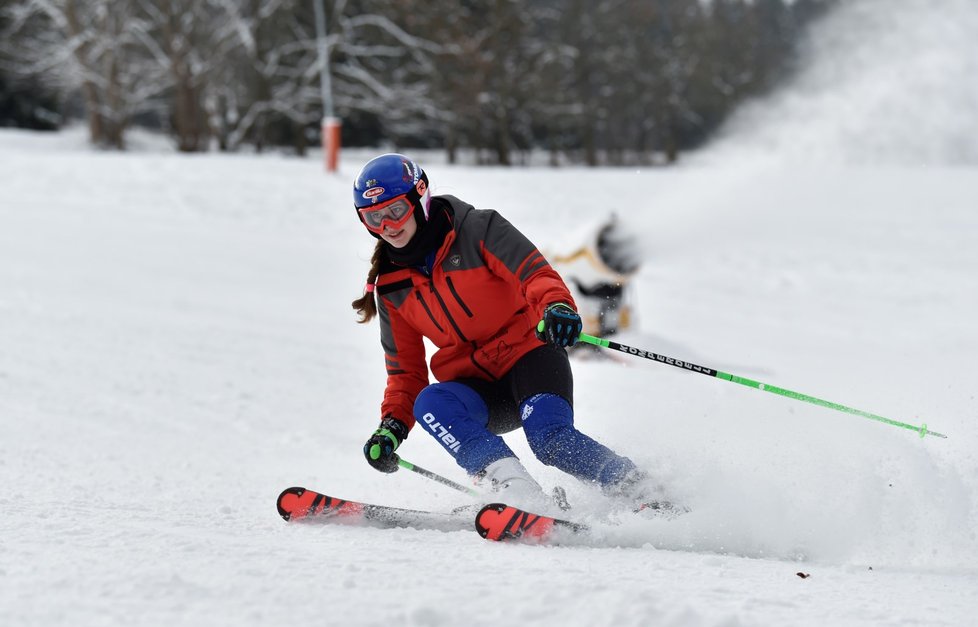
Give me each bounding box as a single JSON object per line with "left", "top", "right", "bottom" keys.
{"left": 699, "top": 0, "right": 978, "bottom": 165}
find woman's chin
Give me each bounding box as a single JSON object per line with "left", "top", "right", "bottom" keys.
{"left": 383, "top": 230, "right": 407, "bottom": 247}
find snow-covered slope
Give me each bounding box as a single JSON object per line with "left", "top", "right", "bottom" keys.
{"left": 2, "top": 130, "right": 976, "bottom": 625}
{"left": 2, "top": 0, "right": 978, "bottom": 623}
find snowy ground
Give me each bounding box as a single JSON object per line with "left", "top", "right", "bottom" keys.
{"left": 3, "top": 2, "right": 978, "bottom": 626}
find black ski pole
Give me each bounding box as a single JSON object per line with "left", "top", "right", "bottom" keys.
{"left": 397, "top": 457, "right": 481, "bottom": 496}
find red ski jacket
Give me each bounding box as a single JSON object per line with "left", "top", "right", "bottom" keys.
{"left": 374, "top": 196, "right": 576, "bottom": 430}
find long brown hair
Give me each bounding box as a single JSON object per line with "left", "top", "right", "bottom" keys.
{"left": 352, "top": 240, "right": 384, "bottom": 323}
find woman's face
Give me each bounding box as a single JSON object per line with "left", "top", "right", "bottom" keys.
{"left": 379, "top": 213, "right": 417, "bottom": 248}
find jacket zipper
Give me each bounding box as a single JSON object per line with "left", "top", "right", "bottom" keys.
{"left": 428, "top": 283, "right": 496, "bottom": 380}
{"left": 428, "top": 283, "right": 468, "bottom": 342}
{"left": 445, "top": 276, "right": 474, "bottom": 317}
{"left": 414, "top": 291, "right": 444, "bottom": 333}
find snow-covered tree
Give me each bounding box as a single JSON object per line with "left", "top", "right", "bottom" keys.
{"left": 1, "top": 0, "right": 171, "bottom": 148}
{"left": 1, "top": 0, "right": 838, "bottom": 159}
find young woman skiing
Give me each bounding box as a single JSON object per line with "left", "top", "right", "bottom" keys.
{"left": 351, "top": 153, "right": 658, "bottom": 513}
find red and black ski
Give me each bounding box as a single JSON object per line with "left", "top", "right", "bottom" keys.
{"left": 277, "top": 487, "right": 472, "bottom": 533}
{"left": 475, "top": 503, "right": 588, "bottom": 544}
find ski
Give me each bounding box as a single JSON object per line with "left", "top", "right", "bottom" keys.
{"left": 278, "top": 489, "right": 682, "bottom": 543}
{"left": 277, "top": 486, "right": 473, "bottom": 533}
{"left": 475, "top": 503, "right": 589, "bottom": 544}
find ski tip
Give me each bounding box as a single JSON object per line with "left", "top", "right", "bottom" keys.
{"left": 475, "top": 503, "right": 508, "bottom": 540}
{"left": 475, "top": 503, "right": 557, "bottom": 543}
{"left": 276, "top": 486, "right": 307, "bottom": 521}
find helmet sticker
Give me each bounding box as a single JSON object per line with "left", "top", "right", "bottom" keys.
{"left": 363, "top": 187, "right": 385, "bottom": 201}
{"left": 401, "top": 160, "right": 420, "bottom": 184}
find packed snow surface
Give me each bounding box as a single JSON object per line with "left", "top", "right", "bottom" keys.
{"left": 2, "top": 2, "right": 978, "bottom": 625}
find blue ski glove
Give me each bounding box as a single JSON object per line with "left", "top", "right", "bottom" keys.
{"left": 536, "top": 303, "right": 583, "bottom": 347}
{"left": 363, "top": 416, "right": 409, "bottom": 473}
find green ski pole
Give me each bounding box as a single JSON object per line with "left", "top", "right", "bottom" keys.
{"left": 573, "top": 331, "right": 947, "bottom": 439}
{"left": 397, "top": 457, "right": 481, "bottom": 497}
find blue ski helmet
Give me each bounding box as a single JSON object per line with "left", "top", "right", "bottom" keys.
{"left": 353, "top": 153, "right": 430, "bottom": 236}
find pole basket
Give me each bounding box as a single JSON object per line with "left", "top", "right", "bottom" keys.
{"left": 322, "top": 117, "right": 342, "bottom": 172}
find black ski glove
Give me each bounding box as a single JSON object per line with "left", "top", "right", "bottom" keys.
{"left": 536, "top": 303, "right": 583, "bottom": 347}
{"left": 363, "top": 416, "right": 409, "bottom": 473}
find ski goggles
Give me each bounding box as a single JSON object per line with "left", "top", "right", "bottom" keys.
{"left": 358, "top": 195, "right": 414, "bottom": 233}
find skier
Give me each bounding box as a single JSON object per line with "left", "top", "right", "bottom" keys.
{"left": 351, "top": 153, "right": 662, "bottom": 514}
